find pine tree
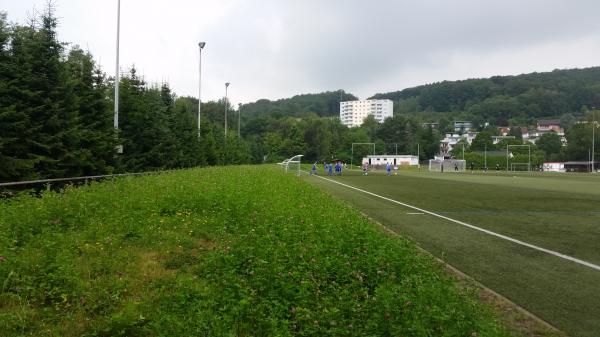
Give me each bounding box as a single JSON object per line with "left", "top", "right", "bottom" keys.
{"left": 64, "top": 47, "right": 114, "bottom": 175}
{"left": 0, "top": 13, "right": 37, "bottom": 181}
{"left": 118, "top": 67, "right": 149, "bottom": 171}
{"left": 9, "top": 4, "right": 81, "bottom": 179}
{"left": 172, "top": 96, "right": 201, "bottom": 167}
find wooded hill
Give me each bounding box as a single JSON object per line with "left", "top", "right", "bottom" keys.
{"left": 370, "top": 67, "right": 600, "bottom": 127}
{"left": 241, "top": 91, "right": 358, "bottom": 118}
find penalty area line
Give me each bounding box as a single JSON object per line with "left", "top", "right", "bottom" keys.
{"left": 306, "top": 172, "right": 600, "bottom": 272}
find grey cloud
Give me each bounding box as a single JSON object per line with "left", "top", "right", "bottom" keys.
{"left": 3, "top": 0, "right": 600, "bottom": 102}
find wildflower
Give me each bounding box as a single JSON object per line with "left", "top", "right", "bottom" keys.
{"left": 0, "top": 256, "right": 6, "bottom": 262}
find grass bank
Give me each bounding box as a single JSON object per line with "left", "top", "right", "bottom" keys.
{"left": 1, "top": 165, "right": 512, "bottom": 336}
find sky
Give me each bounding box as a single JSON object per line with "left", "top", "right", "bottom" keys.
{"left": 2, "top": 0, "right": 600, "bottom": 106}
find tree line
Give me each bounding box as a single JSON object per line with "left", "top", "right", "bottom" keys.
{"left": 1, "top": 6, "right": 598, "bottom": 183}
{"left": 0, "top": 7, "right": 250, "bottom": 183}
{"left": 0, "top": 7, "right": 440, "bottom": 183}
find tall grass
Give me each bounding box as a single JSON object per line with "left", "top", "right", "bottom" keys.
{"left": 0, "top": 166, "right": 512, "bottom": 336}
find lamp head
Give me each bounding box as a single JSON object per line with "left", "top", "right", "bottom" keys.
{"left": 199, "top": 42, "right": 206, "bottom": 49}
{"left": 225, "top": 82, "right": 230, "bottom": 88}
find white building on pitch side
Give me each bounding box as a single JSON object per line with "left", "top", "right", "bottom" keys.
{"left": 340, "top": 99, "right": 393, "bottom": 127}
{"left": 362, "top": 155, "right": 419, "bottom": 168}
{"left": 542, "top": 162, "right": 565, "bottom": 172}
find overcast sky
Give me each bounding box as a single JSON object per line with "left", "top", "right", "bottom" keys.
{"left": 2, "top": 0, "right": 600, "bottom": 105}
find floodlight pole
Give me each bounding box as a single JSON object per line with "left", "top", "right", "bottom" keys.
{"left": 506, "top": 146, "right": 509, "bottom": 172}
{"left": 198, "top": 42, "right": 206, "bottom": 139}
{"left": 224, "top": 82, "right": 230, "bottom": 137}
{"left": 238, "top": 103, "right": 241, "bottom": 137}
{"left": 593, "top": 110, "right": 595, "bottom": 173}
{"left": 528, "top": 146, "right": 531, "bottom": 172}
{"left": 114, "top": 0, "right": 120, "bottom": 130}
{"left": 418, "top": 143, "right": 421, "bottom": 171}
{"left": 484, "top": 144, "right": 487, "bottom": 171}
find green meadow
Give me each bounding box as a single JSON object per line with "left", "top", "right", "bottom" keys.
{"left": 305, "top": 168, "right": 600, "bottom": 337}
{"left": 0, "top": 166, "right": 513, "bottom": 336}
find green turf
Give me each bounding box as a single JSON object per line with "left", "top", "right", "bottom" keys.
{"left": 303, "top": 169, "right": 600, "bottom": 337}
{"left": 0, "top": 166, "right": 513, "bottom": 336}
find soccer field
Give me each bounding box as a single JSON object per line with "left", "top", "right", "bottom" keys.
{"left": 304, "top": 169, "right": 600, "bottom": 337}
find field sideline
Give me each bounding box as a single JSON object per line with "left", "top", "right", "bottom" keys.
{"left": 302, "top": 168, "right": 600, "bottom": 337}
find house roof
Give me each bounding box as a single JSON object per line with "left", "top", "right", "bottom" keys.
{"left": 564, "top": 161, "right": 593, "bottom": 165}
{"left": 537, "top": 119, "right": 561, "bottom": 126}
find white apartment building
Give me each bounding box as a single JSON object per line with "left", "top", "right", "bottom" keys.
{"left": 340, "top": 99, "right": 393, "bottom": 127}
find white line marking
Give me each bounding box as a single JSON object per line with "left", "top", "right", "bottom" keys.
{"left": 308, "top": 172, "right": 600, "bottom": 272}
{"left": 407, "top": 212, "right": 425, "bottom": 215}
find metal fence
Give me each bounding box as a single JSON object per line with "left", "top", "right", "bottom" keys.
{"left": 0, "top": 170, "right": 171, "bottom": 189}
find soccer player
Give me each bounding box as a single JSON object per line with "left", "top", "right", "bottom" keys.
{"left": 328, "top": 163, "right": 333, "bottom": 176}
{"left": 362, "top": 162, "right": 369, "bottom": 175}
{"left": 386, "top": 162, "right": 392, "bottom": 176}
{"left": 311, "top": 162, "right": 317, "bottom": 175}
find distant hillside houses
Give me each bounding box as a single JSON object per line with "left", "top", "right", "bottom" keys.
{"left": 454, "top": 121, "right": 473, "bottom": 132}
{"left": 439, "top": 119, "right": 569, "bottom": 155}
{"left": 495, "top": 120, "right": 566, "bottom": 144}
{"left": 440, "top": 132, "right": 478, "bottom": 155}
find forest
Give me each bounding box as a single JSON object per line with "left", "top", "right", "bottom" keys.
{"left": 0, "top": 7, "right": 598, "bottom": 183}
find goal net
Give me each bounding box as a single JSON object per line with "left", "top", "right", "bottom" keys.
{"left": 510, "top": 163, "right": 531, "bottom": 172}
{"left": 428, "top": 159, "right": 466, "bottom": 172}
{"left": 506, "top": 145, "right": 531, "bottom": 172}
{"left": 279, "top": 155, "right": 303, "bottom": 176}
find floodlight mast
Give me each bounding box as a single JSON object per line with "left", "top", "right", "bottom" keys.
{"left": 593, "top": 109, "right": 596, "bottom": 173}
{"left": 224, "top": 82, "right": 230, "bottom": 137}
{"left": 198, "top": 42, "right": 206, "bottom": 139}
{"left": 238, "top": 103, "right": 242, "bottom": 137}
{"left": 351, "top": 143, "right": 375, "bottom": 170}
{"left": 114, "top": 0, "right": 120, "bottom": 131}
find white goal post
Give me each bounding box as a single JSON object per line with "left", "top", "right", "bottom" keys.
{"left": 429, "top": 159, "right": 466, "bottom": 172}
{"left": 279, "top": 154, "right": 303, "bottom": 176}
{"left": 506, "top": 145, "right": 531, "bottom": 172}
{"left": 351, "top": 143, "right": 375, "bottom": 170}
{"left": 510, "top": 163, "right": 531, "bottom": 172}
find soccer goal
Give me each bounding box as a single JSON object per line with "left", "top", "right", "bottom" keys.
{"left": 506, "top": 145, "right": 531, "bottom": 172}
{"left": 350, "top": 143, "right": 375, "bottom": 170}
{"left": 429, "top": 159, "right": 466, "bottom": 172}
{"left": 510, "top": 163, "right": 531, "bottom": 171}
{"left": 279, "top": 154, "right": 303, "bottom": 176}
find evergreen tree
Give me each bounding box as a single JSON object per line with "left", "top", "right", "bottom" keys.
{"left": 0, "top": 12, "right": 37, "bottom": 181}
{"left": 4, "top": 5, "right": 79, "bottom": 179}
{"left": 118, "top": 67, "right": 149, "bottom": 171}
{"left": 64, "top": 47, "right": 114, "bottom": 175}
{"left": 172, "top": 96, "right": 201, "bottom": 167}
